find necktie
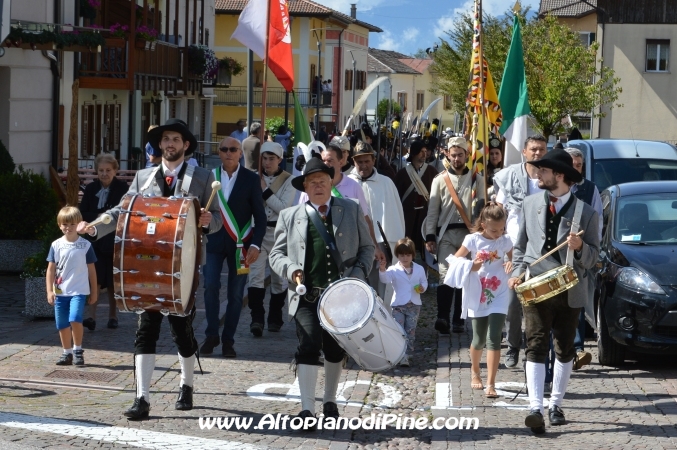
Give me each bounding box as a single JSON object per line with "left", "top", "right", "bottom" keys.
{"left": 318, "top": 205, "right": 328, "bottom": 221}
{"left": 165, "top": 175, "right": 174, "bottom": 186}
{"left": 549, "top": 195, "right": 558, "bottom": 215}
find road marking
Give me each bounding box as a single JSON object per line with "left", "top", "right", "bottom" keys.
{"left": 431, "top": 381, "right": 547, "bottom": 410}
{"left": 0, "top": 411, "right": 264, "bottom": 450}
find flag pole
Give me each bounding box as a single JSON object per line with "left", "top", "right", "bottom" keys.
{"left": 477, "top": 0, "right": 489, "bottom": 205}
{"left": 258, "top": 0, "right": 272, "bottom": 177}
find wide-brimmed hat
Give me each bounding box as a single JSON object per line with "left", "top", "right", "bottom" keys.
{"left": 352, "top": 141, "right": 375, "bottom": 158}
{"left": 424, "top": 136, "right": 439, "bottom": 150}
{"left": 527, "top": 148, "right": 583, "bottom": 183}
{"left": 291, "top": 157, "right": 335, "bottom": 191}
{"left": 406, "top": 140, "right": 425, "bottom": 162}
{"left": 148, "top": 119, "right": 198, "bottom": 156}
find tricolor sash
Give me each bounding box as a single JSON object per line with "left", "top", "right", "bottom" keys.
{"left": 214, "top": 167, "right": 252, "bottom": 274}
{"left": 331, "top": 186, "right": 343, "bottom": 198}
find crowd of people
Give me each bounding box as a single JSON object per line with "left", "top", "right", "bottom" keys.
{"left": 46, "top": 117, "right": 600, "bottom": 435}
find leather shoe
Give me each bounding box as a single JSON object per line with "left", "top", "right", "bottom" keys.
{"left": 175, "top": 384, "right": 193, "bottom": 410}
{"left": 549, "top": 404, "right": 566, "bottom": 425}
{"left": 574, "top": 351, "right": 592, "bottom": 370}
{"left": 434, "top": 318, "right": 450, "bottom": 334}
{"left": 83, "top": 318, "right": 96, "bottom": 331}
{"left": 297, "top": 409, "right": 317, "bottom": 431}
{"left": 267, "top": 322, "right": 283, "bottom": 332}
{"left": 250, "top": 322, "right": 263, "bottom": 337}
{"left": 525, "top": 409, "right": 545, "bottom": 434}
{"left": 452, "top": 322, "right": 465, "bottom": 333}
{"left": 107, "top": 318, "right": 118, "bottom": 329}
{"left": 222, "top": 341, "right": 237, "bottom": 358}
{"left": 124, "top": 396, "right": 150, "bottom": 420}
{"left": 200, "top": 336, "right": 220, "bottom": 355}
{"left": 322, "top": 401, "right": 339, "bottom": 418}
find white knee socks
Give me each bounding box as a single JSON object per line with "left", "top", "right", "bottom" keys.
{"left": 323, "top": 361, "right": 343, "bottom": 404}
{"left": 135, "top": 354, "right": 155, "bottom": 402}
{"left": 297, "top": 364, "right": 319, "bottom": 414}
{"left": 526, "top": 361, "right": 546, "bottom": 414}
{"left": 179, "top": 353, "right": 195, "bottom": 388}
{"left": 550, "top": 359, "right": 573, "bottom": 408}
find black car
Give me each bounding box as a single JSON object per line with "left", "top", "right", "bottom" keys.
{"left": 596, "top": 181, "right": 677, "bottom": 365}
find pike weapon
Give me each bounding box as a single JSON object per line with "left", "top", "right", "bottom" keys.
{"left": 342, "top": 76, "right": 389, "bottom": 136}
{"left": 376, "top": 221, "right": 392, "bottom": 266}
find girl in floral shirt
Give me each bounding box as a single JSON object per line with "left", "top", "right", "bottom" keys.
{"left": 454, "top": 203, "right": 513, "bottom": 398}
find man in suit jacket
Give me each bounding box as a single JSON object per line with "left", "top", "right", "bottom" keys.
{"left": 242, "top": 122, "right": 261, "bottom": 171}
{"left": 201, "top": 136, "right": 267, "bottom": 359}
{"left": 269, "top": 158, "right": 374, "bottom": 429}
{"left": 77, "top": 118, "right": 222, "bottom": 420}
{"left": 508, "top": 149, "right": 599, "bottom": 434}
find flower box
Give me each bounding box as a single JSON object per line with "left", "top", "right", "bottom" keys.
{"left": 0, "top": 240, "right": 43, "bottom": 273}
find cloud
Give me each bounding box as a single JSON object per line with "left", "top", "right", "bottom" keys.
{"left": 376, "top": 29, "right": 397, "bottom": 51}
{"left": 402, "top": 27, "right": 419, "bottom": 42}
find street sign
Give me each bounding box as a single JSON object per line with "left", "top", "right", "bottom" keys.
{"left": 0, "top": 0, "right": 10, "bottom": 45}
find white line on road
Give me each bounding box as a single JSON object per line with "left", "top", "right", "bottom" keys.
{"left": 0, "top": 412, "right": 264, "bottom": 450}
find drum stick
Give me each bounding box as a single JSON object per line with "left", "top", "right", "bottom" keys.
{"left": 85, "top": 213, "right": 112, "bottom": 229}
{"left": 517, "top": 230, "right": 585, "bottom": 281}
{"left": 204, "top": 181, "right": 222, "bottom": 211}
{"left": 295, "top": 274, "right": 307, "bottom": 295}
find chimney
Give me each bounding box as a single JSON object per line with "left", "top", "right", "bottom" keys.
{"left": 350, "top": 3, "right": 357, "bottom": 19}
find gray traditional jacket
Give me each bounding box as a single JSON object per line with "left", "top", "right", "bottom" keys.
{"left": 493, "top": 163, "right": 529, "bottom": 214}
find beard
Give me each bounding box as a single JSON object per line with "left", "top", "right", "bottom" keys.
{"left": 162, "top": 147, "right": 185, "bottom": 162}
{"left": 538, "top": 176, "right": 558, "bottom": 191}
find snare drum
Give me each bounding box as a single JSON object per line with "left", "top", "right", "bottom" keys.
{"left": 113, "top": 194, "right": 201, "bottom": 316}
{"left": 515, "top": 265, "right": 578, "bottom": 306}
{"left": 318, "top": 278, "right": 406, "bottom": 372}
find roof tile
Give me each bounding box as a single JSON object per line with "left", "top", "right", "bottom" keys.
{"left": 539, "top": 0, "right": 597, "bottom": 18}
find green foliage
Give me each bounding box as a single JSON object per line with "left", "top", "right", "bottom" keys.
{"left": 219, "top": 56, "right": 245, "bottom": 76}
{"left": 377, "top": 99, "right": 403, "bottom": 123}
{"left": 5, "top": 26, "right": 106, "bottom": 49}
{"left": 431, "top": 8, "right": 622, "bottom": 139}
{"left": 265, "top": 117, "right": 294, "bottom": 135}
{"left": 0, "top": 140, "right": 15, "bottom": 175}
{"left": 0, "top": 167, "right": 59, "bottom": 240}
{"left": 21, "top": 219, "right": 62, "bottom": 279}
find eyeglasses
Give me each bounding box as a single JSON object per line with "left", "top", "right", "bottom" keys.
{"left": 219, "top": 146, "right": 240, "bottom": 153}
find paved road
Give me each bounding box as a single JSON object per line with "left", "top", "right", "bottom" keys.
{"left": 1, "top": 274, "right": 677, "bottom": 449}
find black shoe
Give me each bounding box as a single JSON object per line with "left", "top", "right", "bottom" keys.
{"left": 199, "top": 336, "right": 220, "bottom": 355}
{"left": 124, "top": 396, "right": 150, "bottom": 420}
{"left": 267, "top": 322, "right": 283, "bottom": 332}
{"left": 434, "top": 318, "right": 450, "bottom": 335}
{"left": 107, "top": 318, "right": 118, "bottom": 329}
{"left": 322, "top": 401, "right": 339, "bottom": 419}
{"left": 250, "top": 322, "right": 263, "bottom": 337}
{"left": 297, "top": 409, "right": 317, "bottom": 431}
{"left": 73, "top": 349, "right": 85, "bottom": 366}
{"left": 175, "top": 385, "right": 193, "bottom": 410}
{"left": 549, "top": 404, "right": 566, "bottom": 425}
{"left": 56, "top": 353, "right": 73, "bottom": 366}
{"left": 525, "top": 409, "right": 546, "bottom": 434}
{"left": 452, "top": 321, "right": 465, "bottom": 333}
{"left": 505, "top": 347, "right": 519, "bottom": 368}
{"left": 82, "top": 318, "right": 96, "bottom": 331}
{"left": 222, "top": 341, "right": 237, "bottom": 358}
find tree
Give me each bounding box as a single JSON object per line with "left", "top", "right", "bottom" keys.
{"left": 431, "top": 8, "right": 622, "bottom": 140}
{"left": 377, "top": 99, "right": 402, "bottom": 123}
{"left": 413, "top": 48, "right": 430, "bottom": 59}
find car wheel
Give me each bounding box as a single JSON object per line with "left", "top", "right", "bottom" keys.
{"left": 597, "top": 295, "right": 626, "bottom": 366}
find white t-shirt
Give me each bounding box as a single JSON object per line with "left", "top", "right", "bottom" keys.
{"left": 47, "top": 236, "right": 97, "bottom": 296}
{"left": 462, "top": 233, "right": 513, "bottom": 318}
{"left": 497, "top": 176, "right": 543, "bottom": 244}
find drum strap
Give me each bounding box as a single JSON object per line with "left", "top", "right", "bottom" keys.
{"left": 305, "top": 203, "right": 358, "bottom": 278}
{"left": 566, "top": 198, "right": 584, "bottom": 267}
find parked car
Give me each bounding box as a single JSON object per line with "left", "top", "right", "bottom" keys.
{"left": 595, "top": 181, "right": 677, "bottom": 365}
{"left": 567, "top": 139, "right": 677, "bottom": 191}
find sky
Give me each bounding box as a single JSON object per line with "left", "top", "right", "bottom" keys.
{"left": 312, "top": 0, "right": 540, "bottom": 56}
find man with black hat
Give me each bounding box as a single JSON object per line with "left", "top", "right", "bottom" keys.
{"left": 394, "top": 139, "right": 439, "bottom": 263}
{"left": 508, "top": 148, "right": 599, "bottom": 434}
{"left": 269, "top": 158, "right": 375, "bottom": 428}
{"left": 201, "top": 136, "right": 267, "bottom": 358}
{"left": 77, "top": 118, "right": 222, "bottom": 420}
{"left": 424, "top": 136, "right": 445, "bottom": 173}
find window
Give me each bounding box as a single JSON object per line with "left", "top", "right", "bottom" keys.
{"left": 355, "top": 70, "right": 367, "bottom": 90}
{"left": 443, "top": 95, "right": 453, "bottom": 110}
{"left": 646, "top": 39, "right": 669, "bottom": 72}
{"left": 416, "top": 91, "right": 425, "bottom": 110}
{"left": 344, "top": 69, "right": 353, "bottom": 90}
{"left": 310, "top": 64, "right": 316, "bottom": 90}
{"left": 397, "top": 92, "right": 408, "bottom": 111}
{"left": 579, "top": 32, "right": 595, "bottom": 48}
{"left": 254, "top": 61, "right": 264, "bottom": 86}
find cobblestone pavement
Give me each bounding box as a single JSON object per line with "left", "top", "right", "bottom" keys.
{"left": 1, "top": 274, "right": 677, "bottom": 449}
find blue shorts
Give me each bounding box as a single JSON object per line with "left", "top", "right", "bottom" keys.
{"left": 54, "top": 295, "right": 87, "bottom": 330}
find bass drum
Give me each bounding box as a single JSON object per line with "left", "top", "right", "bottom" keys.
{"left": 113, "top": 194, "right": 201, "bottom": 316}
{"left": 318, "top": 278, "right": 406, "bottom": 372}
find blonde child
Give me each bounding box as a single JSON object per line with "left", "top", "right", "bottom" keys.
{"left": 46, "top": 206, "right": 98, "bottom": 366}
{"left": 454, "top": 203, "right": 513, "bottom": 398}
{"left": 379, "top": 238, "right": 427, "bottom": 367}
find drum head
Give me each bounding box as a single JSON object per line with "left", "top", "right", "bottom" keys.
{"left": 319, "top": 278, "right": 375, "bottom": 334}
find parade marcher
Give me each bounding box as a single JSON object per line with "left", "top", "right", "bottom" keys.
{"left": 493, "top": 135, "right": 547, "bottom": 368}
{"left": 508, "top": 148, "right": 599, "bottom": 434}
{"left": 202, "top": 136, "right": 267, "bottom": 358}
{"left": 425, "top": 137, "right": 484, "bottom": 335}
{"left": 394, "top": 140, "right": 439, "bottom": 263}
{"left": 348, "top": 141, "right": 405, "bottom": 303}
{"left": 144, "top": 125, "right": 161, "bottom": 168}
{"left": 80, "top": 154, "right": 128, "bottom": 330}
{"left": 76, "top": 118, "right": 222, "bottom": 419}
{"left": 424, "top": 136, "right": 445, "bottom": 173}
{"left": 242, "top": 122, "right": 262, "bottom": 171}
{"left": 247, "top": 142, "right": 296, "bottom": 336}
{"left": 269, "top": 158, "right": 375, "bottom": 427}
{"left": 231, "top": 120, "right": 249, "bottom": 167}
{"left": 565, "top": 146, "right": 603, "bottom": 370}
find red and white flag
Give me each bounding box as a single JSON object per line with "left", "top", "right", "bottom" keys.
{"left": 231, "top": 0, "right": 294, "bottom": 92}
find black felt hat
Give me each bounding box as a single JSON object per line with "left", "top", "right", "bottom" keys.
{"left": 407, "top": 140, "right": 425, "bottom": 162}
{"left": 148, "top": 119, "right": 198, "bottom": 157}
{"left": 291, "top": 157, "right": 335, "bottom": 191}
{"left": 527, "top": 148, "right": 583, "bottom": 183}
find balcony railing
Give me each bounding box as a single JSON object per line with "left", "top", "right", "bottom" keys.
{"left": 214, "top": 87, "right": 333, "bottom": 107}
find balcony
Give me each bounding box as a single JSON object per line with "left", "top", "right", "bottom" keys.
{"left": 213, "top": 87, "right": 333, "bottom": 108}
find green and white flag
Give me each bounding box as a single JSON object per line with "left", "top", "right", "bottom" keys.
{"left": 498, "top": 15, "right": 531, "bottom": 167}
